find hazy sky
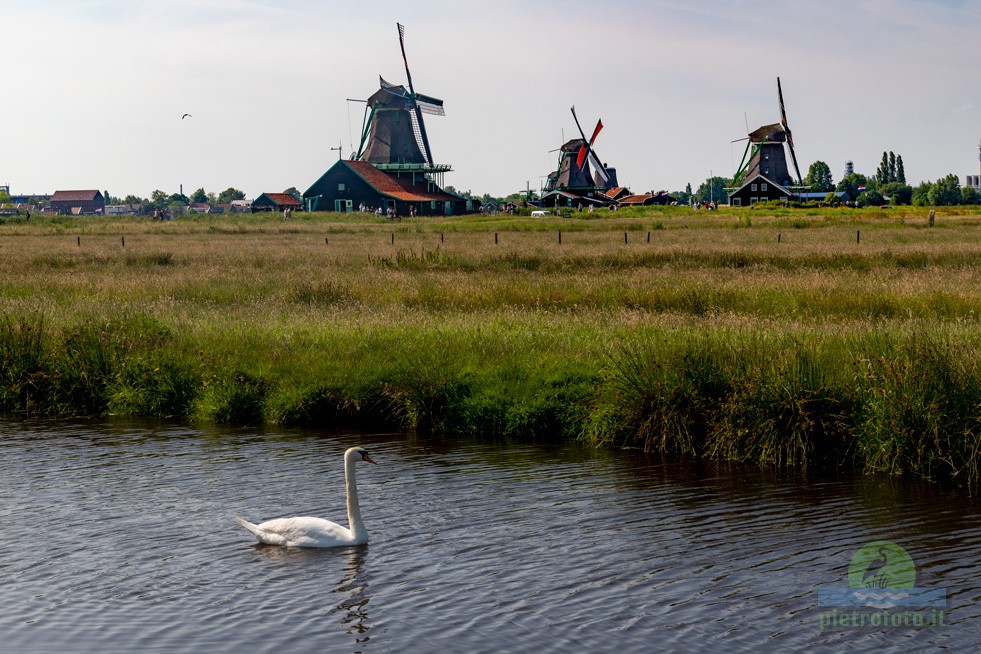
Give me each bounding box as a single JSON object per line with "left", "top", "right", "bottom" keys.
{"left": 3, "top": 0, "right": 979, "bottom": 200}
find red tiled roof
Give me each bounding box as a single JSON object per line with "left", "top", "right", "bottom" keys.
{"left": 261, "top": 193, "right": 301, "bottom": 207}
{"left": 619, "top": 194, "right": 653, "bottom": 204}
{"left": 345, "top": 160, "right": 458, "bottom": 202}
{"left": 51, "top": 190, "right": 101, "bottom": 202}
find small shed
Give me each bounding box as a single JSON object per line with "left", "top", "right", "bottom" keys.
{"left": 252, "top": 193, "right": 302, "bottom": 213}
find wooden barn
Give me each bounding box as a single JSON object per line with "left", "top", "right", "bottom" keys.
{"left": 727, "top": 175, "right": 793, "bottom": 206}
{"left": 252, "top": 193, "right": 302, "bottom": 212}
{"left": 50, "top": 190, "right": 105, "bottom": 215}
{"left": 303, "top": 160, "right": 470, "bottom": 216}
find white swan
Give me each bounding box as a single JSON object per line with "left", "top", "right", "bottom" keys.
{"left": 236, "top": 446, "right": 376, "bottom": 548}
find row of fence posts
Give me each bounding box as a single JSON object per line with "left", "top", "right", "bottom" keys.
{"left": 72, "top": 213, "right": 939, "bottom": 249}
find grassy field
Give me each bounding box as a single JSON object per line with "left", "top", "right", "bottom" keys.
{"left": 1, "top": 205, "right": 979, "bottom": 484}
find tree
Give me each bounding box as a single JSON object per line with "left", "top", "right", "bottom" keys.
{"left": 189, "top": 187, "right": 208, "bottom": 203}
{"left": 857, "top": 189, "right": 884, "bottom": 207}
{"left": 911, "top": 181, "right": 933, "bottom": 206}
{"left": 896, "top": 155, "right": 906, "bottom": 185}
{"left": 836, "top": 173, "right": 868, "bottom": 202}
{"left": 217, "top": 187, "right": 246, "bottom": 204}
{"left": 927, "top": 174, "right": 962, "bottom": 206}
{"left": 962, "top": 186, "right": 979, "bottom": 205}
{"left": 876, "top": 152, "right": 892, "bottom": 184}
{"left": 150, "top": 189, "right": 169, "bottom": 210}
{"left": 693, "top": 177, "right": 729, "bottom": 204}
{"left": 880, "top": 182, "right": 912, "bottom": 205}
{"left": 283, "top": 187, "right": 301, "bottom": 201}
{"left": 805, "top": 161, "right": 834, "bottom": 192}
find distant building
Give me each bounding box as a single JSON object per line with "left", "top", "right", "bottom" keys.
{"left": 50, "top": 190, "right": 105, "bottom": 215}
{"left": 967, "top": 140, "right": 981, "bottom": 190}
{"left": 105, "top": 203, "right": 143, "bottom": 215}
{"left": 618, "top": 191, "right": 676, "bottom": 206}
{"left": 252, "top": 193, "right": 302, "bottom": 213}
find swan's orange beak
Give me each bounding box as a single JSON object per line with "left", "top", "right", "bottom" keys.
{"left": 362, "top": 454, "right": 377, "bottom": 464}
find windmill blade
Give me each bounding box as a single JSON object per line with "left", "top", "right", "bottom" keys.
{"left": 787, "top": 139, "right": 803, "bottom": 186}
{"left": 588, "top": 150, "right": 610, "bottom": 184}
{"left": 397, "top": 23, "right": 435, "bottom": 165}
{"left": 414, "top": 92, "right": 445, "bottom": 116}
{"left": 777, "top": 77, "right": 803, "bottom": 185}
{"left": 570, "top": 106, "right": 604, "bottom": 173}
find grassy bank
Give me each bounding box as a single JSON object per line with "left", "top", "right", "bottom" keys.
{"left": 1, "top": 208, "right": 979, "bottom": 484}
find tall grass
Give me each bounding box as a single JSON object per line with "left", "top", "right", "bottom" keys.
{"left": 1, "top": 211, "right": 978, "bottom": 485}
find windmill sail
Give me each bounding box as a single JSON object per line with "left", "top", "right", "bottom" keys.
{"left": 357, "top": 27, "right": 445, "bottom": 167}
{"left": 398, "top": 22, "right": 435, "bottom": 165}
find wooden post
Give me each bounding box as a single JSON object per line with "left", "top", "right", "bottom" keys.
{"left": 624, "top": 232, "right": 628, "bottom": 244}
{"left": 121, "top": 236, "right": 125, "bottom": 248}
{"left": 558, "top": 230, "right": 562, "bottom": 245}
{"left": 929, "top": 209, "right": 935, "bottom": 227}
{"left": 441, "top": 232, "right": 444, "bottom": 243}
{"left": 391, "top": 233, "right": 395, "bottom": 245}
{"left": 857, "top": 230, "right": 861, "bottom": 244}
{"left": 77, "top": 236, "right": 81, "bottom": 247}
{"left": 325, "top": 237, "right": 329, "bottom": 245}
{"left": 495, "top": 232, "right": 498, "bottom": 245}
{"left": 778, "top": 232, "right": 781, "bottom": 243}
{"left": 647, "top": 231, "right": 651, "bottom": 243}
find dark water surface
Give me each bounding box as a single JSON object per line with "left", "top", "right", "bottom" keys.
{"left": 1, "top": 420, "right": 979, "bottom": 653}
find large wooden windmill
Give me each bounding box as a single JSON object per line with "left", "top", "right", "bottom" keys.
{"left": 727, "top": 78, "right": 806, "bottom": 205}
{"left": 355, "top": 23, "right": 447, "bottom": 174}
{"left": 302, "top": 24, "right": 471, "bottom": 216}
{"left": 731, "top": 77, "right": 803, "bottom": 189}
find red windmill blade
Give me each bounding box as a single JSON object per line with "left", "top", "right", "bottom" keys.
{"left": 570, "top": 106, "right": 609, "bottom": 183}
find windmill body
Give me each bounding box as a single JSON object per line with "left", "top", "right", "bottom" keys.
{"left": 541, "top": 108, "right": 623, "bottom": 208}
{"left": 727, "top": 78, "right": 806, "bottom": 206}
{"left": 358, "top": 77, "right": 445, "bottom": 166}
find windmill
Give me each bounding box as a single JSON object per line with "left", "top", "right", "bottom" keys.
{"left": 545, "top": 106, "right": 618, "bottom": 193}
{"left": 355, "top": 23, "right": 445, "bottom": 167}
{"left": 731, "top": 77, "right": 803, "bottom": 189}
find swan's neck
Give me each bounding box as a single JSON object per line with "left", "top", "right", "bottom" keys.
{"left": 345, "top": 453, "right": 367, "bottom": 543}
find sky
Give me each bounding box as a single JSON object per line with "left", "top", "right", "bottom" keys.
{"left": 3, "top": 0, "right": 980, "bottom": 200}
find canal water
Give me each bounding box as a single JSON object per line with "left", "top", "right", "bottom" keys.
{"left": 1, "top": 420, "right": 978, "bottom": 653}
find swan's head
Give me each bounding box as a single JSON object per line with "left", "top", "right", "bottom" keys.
{"left": 349, "top": 447, "right": 376, "bottom": 464}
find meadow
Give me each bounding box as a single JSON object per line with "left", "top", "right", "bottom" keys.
{"left": 1, "top": 204, "right": 979, "bottom": 484}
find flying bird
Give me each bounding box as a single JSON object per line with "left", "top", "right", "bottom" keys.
{"left": 182, "top": 113, "right": 192, "bottom": 120}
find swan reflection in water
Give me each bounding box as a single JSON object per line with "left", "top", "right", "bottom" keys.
{"left": 250, "top": 544, "right": 372, "bottom": 643}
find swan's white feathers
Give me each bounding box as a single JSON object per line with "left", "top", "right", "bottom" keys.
{"left": 243, "top": 516, "right": 356, "bottom": 547}
{"left": 236, "top": 446, "right": 373, "bottom": 548}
